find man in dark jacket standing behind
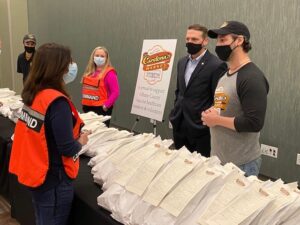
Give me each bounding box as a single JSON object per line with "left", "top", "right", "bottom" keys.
{"left": 169, "top": 24, "right": 226, "bottom": 157}
{"left": 17, "top": 34, "right": 36, "bottom": 84}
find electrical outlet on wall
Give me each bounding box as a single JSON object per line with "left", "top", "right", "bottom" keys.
{"left": 261, "top": 144, "right": 278, "bottom": 158}
{"left": 296, "top": 154, "right": 300, "bottom": 165}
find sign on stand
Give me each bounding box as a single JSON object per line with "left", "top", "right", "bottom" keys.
{"left": 131, "top": 39, "right": 177, "bottom": 122}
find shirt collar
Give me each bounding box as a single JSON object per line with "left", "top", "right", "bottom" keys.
{"left": 188, "top": 49, "right": 207, "bottom": 62}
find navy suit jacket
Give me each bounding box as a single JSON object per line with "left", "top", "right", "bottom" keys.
{"left": 169, "top": 50, "right": 227, "bottom": 137}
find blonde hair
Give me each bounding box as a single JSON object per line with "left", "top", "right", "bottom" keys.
{"left": 83, "top": 46, "right": 112, "bottom": 78}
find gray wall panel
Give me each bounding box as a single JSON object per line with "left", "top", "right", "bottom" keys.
{"left": 26, "top": 0, "right": 300, "bottom": 182}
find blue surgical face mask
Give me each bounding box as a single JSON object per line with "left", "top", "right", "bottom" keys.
{"left": 63, "top": 62, "right": 78, "bottom": 84}
{"left": 94, "top": 56, "right": 106, "bottom": 66}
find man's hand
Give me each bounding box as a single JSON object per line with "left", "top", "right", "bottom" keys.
{"left": 201, "top": 108, "right": 220, "bottom": 127}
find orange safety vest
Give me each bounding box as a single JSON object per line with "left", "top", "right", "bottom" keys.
{"left": 9, "top": 89, "right": 84, "bottom": 188}
{"left": 81, "top": 66, "right": 116, "bottom": 107}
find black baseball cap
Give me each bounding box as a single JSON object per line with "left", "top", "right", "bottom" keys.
{"left": 208, "top": 21, "right": 250, "bottom": 40}
{"left": 23, "top": 34, "right": 36, "bottom": 43}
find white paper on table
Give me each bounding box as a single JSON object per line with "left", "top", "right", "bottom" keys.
{"left": 79, "top": 112, "right": 111, "bottom": 123}
{"left": 197, "top": 171, "right": 251, "bottom": 224}
{"left": 174, "top": 168, "right": 240, "bottom": 225}
{"left": 97, "top": 183, "right": 124, "bottom": 211}
{"left": 283, "top": 213, "right": 300, "bottom": 225}
{"left": 221, "top": 162, "right": 244, "bottom": 175}
{"left": 79, "top": 111, "right": 98, "bottom": 119}
{"left": 92, "top": 130, "right": 133, "bottom": 153}
{"left": 81, "top": 120, "right": 106, "bottom": 132}
{"left": 80, "top": 134, "right": 120, "bottom": 156}
{"left": 141, "top": 151, "right": 200, "bottom": 207}
{"left": 79, "top": 111, "right": 110, "bottom": 121}
{"left": 281, "top": 197, "right": 300, "bottom": 225}
{"left": 202, "top": 181, "right": 275, "bottom": 225}
{"left": 91, "top": 139, "right": 118, "bottom": 153}
{"left": 88, "top": 135, "right": 138, "bottom": 167}
{"left": 109, "top": 137, "right": 154, "bottom": 165}
{"left": 91, "top": 135, "right": 145, "bottom": 174}
{"left": 114, "top": 143, "right": 162, "bottom": 186}
{"left": 160, "top": 161, "right": 222, "bottom": 217}
{"left": 0, "top": 89, "right": 15, "bottom": 98}
{"left": 106, "top": 129, "right": 132, "bottom": 141}
{"left": 286, "top": 181, "right": 298, "bottom": 190}
{"left": 79, "top": 128, "right": 115, "bottom": 156}
{"left": 91, "top": 135, "right": 155, "bottom": 184}
{"left": 108, "top": 134, "right": 147, "bottom": 155}
{"left": 161, "top": 139, "right": 174, "bottom": 148}
{"left": 125, "top": 148, "right": 178, "bottom": 196}
{"left": 255, "top": 183, "right": 299, "bottom": 225}
{"left": 275, "top": 187, "right": 300, "bottom": 224}
{"left": 110, "top": 189, "right": 141, "bottom": 224}
{"left": 88, "top": 128, "right": 118, "bottom": 145}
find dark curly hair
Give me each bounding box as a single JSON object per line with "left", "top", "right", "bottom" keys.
{"left": 242, "top": 37, "right": 252, "bottom": 52}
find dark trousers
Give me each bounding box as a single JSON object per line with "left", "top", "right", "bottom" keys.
{"left": 173, "top": 119, "right": 211, "bottom": 157}
{"left": 31, "top": 180, "right": 74, "bottom": 225}
{"left": 82, "top": 105, "right": 113, "bottom": 127}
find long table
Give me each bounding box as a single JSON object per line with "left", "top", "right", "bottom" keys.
{"left": 71, "top": 156, "right": 122, "bottom": 225}
{"left": 0, "top": 116, "right": 15, "bottom": 201}
{"left": 0, "top": 116, "right": 121, "bottom": 225}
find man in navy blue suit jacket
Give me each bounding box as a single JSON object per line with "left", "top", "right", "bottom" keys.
{"left": 169, "top": 24, "right": 227, "bottom": 157}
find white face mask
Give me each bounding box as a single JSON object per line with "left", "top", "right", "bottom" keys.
{"left": 63, "top": 62, "right": 78, "bottom": 84}
{"left": 94, "top": 56, "right": 106, "bottom": 66}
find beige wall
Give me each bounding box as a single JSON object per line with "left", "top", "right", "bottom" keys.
{"left": 0, "top": 0, "right": 28, "bottom": 94}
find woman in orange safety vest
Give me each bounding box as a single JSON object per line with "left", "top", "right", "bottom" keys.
{"left": 9, "top": 43, "right": 89, "bottom": 225}
{"left": 81, "top": 46, "right": 120, "bottom": 127}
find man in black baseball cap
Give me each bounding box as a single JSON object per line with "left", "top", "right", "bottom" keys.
{"left": 208, "top": 21, "right": 250, "bottom": 40}
{"left": 201, "top": 21, "right": 269, "bottom": 176}
{"left": 17, "top": 34, "right": 37, "bottom": 84}
{"left": 23, "top": 34, "right": 36, "bottom": 44}
{"left": 207, "top": 21, "right": 251, "bottom": 61}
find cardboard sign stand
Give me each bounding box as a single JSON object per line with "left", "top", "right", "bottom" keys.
{"left": 131, "top": 116, "right": 140, "bottom": 133}
{"left": 131, "top": 39, "right": 177, "bottom": 136}
{"left": 131, "top": 117, "right": 158, "bottom": 136}
{"left": 152, "top": 119, "right": 157, "bottom": 136}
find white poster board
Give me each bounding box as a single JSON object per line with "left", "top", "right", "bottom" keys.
{"left": 131, "top": 39, "right": 177, "bottom": 122}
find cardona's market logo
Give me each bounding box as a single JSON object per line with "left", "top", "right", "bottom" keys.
{"left": 141, "top": 45, "right": 172, "bottom": 85}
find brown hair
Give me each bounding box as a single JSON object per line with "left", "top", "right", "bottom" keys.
{"left": 22, "top": 43, "right": 71, "bottom": 105}
{"left": 242, "top": 37, "right": 252, "bottom": 52}
{"left": 231, "top": 35, "right": 252, "bottom": 53}
{"left": 188, "top": 24, "right": 208, "bottom": 38}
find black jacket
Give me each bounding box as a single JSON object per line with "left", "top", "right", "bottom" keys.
{"left": 169, "top": 50, "right": 227, "bottom": 137}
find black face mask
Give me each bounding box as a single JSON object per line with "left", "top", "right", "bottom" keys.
{"left": 215, "top": 39, "right": 238, "bottom": 61}
{"left": 24, "top": 46, "right": 35, "bottom": 54}
{"left": 186, "top": 42, "right": 202, "bottom": 55}
{"left": 215, "top": 45, "right": 232, "bottom": 61}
